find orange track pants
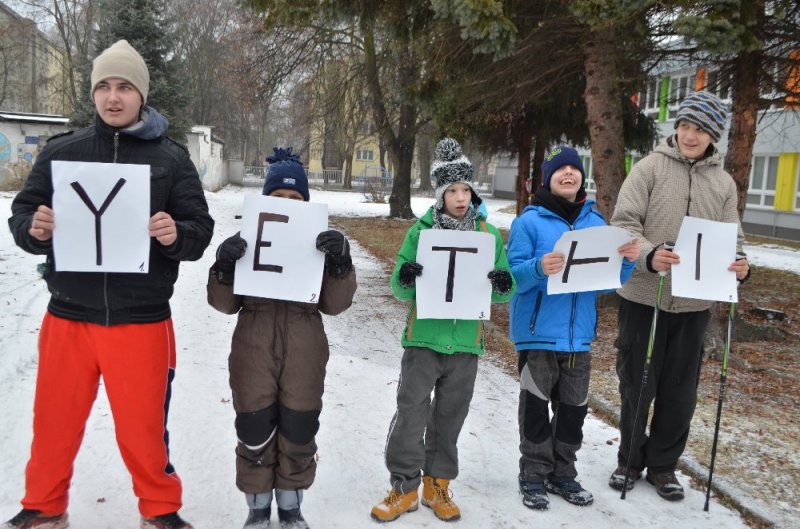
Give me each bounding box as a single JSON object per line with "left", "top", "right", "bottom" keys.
{"left": 21, "top": 312, "right": 183, "bottom": 518}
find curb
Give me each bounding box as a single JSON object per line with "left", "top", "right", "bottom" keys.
{"left": 588, "top": 393, "right": 781, "bottom": 528}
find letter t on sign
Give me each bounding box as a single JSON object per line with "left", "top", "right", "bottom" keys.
{"left": 254, "top": 212, "right": 289, "bottom": 272}
{"left": 432, "top": 245, "right": 478, "bottom": 302}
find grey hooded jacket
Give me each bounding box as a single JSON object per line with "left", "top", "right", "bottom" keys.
{"left": 611, "top": 136, "right": 744, "bottom": 313}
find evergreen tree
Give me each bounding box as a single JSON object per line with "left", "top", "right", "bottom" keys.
{"left": 71, "top": 0, "right": 191, "bottom": 141}
{"left": 667, "top": 0, "right": 800, "bottom": 219}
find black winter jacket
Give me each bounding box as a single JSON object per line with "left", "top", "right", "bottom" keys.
{"left": 8, "top": 108, "right": 214, "bottom": 325}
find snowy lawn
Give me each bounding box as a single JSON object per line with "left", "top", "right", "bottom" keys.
{"left": 0, "top": 186, "right": 788, "bottom": 528}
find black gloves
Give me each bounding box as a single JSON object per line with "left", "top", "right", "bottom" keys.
{"left": 488, "top": 269, "right": 513, "bottom": 294}
{"left": 214, "top": 233, "right": 247, "bottom": 284}
{"left": 316, "top": 230, "right": 353, "bottom": 278}
{"left": 398, "top": 261, "right": 423, "bottom": 287}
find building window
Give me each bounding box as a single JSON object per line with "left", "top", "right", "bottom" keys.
{"left": 356, "top": 149, "right": 374, "bottom": 161}
{"left": 637, "top": 78, "right": 660, "bottom": 117}
{"left": 580, "top": 155, "right": 596, "bottom": 192}
{"left": 706, "top": 69, "right": 733, "bottom": 101}
{"left": 667, "top": 73, "right": 696, "bottom": 119}
{"left": 795, "top": 162, "right": 800, "bottom": 211}
{"left": 747, "top": 155, "right": 778, "bottom": 208}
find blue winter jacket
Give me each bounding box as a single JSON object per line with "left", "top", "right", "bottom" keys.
{"left": 507, "top": 200, "right": 635, "bottom": 353}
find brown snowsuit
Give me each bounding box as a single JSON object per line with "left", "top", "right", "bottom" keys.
{"left": 207, "top": 266, "right": 356, "bottom": 493}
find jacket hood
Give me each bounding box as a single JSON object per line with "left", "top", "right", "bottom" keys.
{"left": 121, "top": 106, "right": 169, "bottom": 140}
{"left": 657, "top": 134, "right": 721, "bottom": 168}
{"left": 96, "top": 105, "right": 169, "bottom": 140}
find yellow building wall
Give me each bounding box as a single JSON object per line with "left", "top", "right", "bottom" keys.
{"left": 774, "top": 153, "right": 798, "bottom": 211}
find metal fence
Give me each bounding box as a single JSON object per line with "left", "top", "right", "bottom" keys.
{"left": 240, "top": 165, "right": 494, "bottom": 196}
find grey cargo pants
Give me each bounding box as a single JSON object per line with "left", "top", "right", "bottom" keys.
{"left": 384, "top": 347, "right": 478, "bottom": 493}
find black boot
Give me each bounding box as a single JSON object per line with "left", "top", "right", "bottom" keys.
{"left": 243, "top": 506, "right": 271, "bottom": 528}
{"left": 277, "top": 508, "right": 308, "bottom": 529}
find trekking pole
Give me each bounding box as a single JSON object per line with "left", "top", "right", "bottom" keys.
{"left": 621, "top": 242, "right": 673, "bottom": 500}
{"left": 704, "top": 252, "right": 744, "bottom": 511}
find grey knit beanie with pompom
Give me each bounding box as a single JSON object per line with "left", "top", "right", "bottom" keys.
{"left": 432, "top": 137, "right": 481, "bottom": 211}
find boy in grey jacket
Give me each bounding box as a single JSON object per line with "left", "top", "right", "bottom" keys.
{"left": 609, "top": 91, "right": 750, "bottom": 501}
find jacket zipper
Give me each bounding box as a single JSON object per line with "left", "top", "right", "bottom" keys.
{"left": 105, "top": 132, "right": 121, "bottom": 325}
{"left": 528, "top": 291, "right": 543, "bottom": 334}
{"left": 567, "top": 222, "right": 577, "bottom": 352}
{"left": 568, "top": 292, "right": 577, "bottom": 353}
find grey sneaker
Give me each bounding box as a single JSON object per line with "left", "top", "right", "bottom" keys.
{"left": 646, "top": 470, "right": 685, "bottom": 501}
{"left": 2, "top": 509, "right": 68, "bottom": 529}
{"left": 609, "top": 465, "right": 642, "bottom": 491}
{"left": 545, "top": 479, "right": 594, "bottom": 506}
{"left": 519, "top": 479, "right": 550, "bottom": 510}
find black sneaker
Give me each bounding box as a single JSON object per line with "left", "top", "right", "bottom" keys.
{"left": 140, "top": 512, "right": 193, "bottom": 529}
{"left": 3, "top": 509, "right": 68, "bottom": 529}
{"left": 609, "top": 465, "right": 642, "bottom": 491}
{"left": 276, "top": 508, "right": 308, "bottom": 529}
{"left": 545, "top": 479, "right": 594, "bottom": 506}
{"left": 243, "top": 506, "right": 271, "bottom": 528}
{"left": 646, "top": 471, "right": 685, "bottom": 501}
{"left": 519, "top": 479, "right": 549, "bottom": 510}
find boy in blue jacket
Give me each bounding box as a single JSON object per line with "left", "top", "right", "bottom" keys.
{"left": 507, "top": 146, "right": 639, "bottom": 510}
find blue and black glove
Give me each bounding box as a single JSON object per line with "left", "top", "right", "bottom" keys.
{"left": 316, "top": 230, "right": 353, "bottom": 278}
{"left": 488, "top": 269, "right": 513, "bottom": 294}
{"left": 214, "top": 233, "right": 247, "bottom": 284}
{"left": 398, "top": 261, "right": 423, "bottom": 287}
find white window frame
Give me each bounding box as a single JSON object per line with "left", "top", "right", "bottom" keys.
{"left": 747, "top": 155, "right": 779, "bottom": 209}
{"left": 667, "top": 72, "right": 696, "bottom": 119}
{"left": 794, "top": 161, "right": 800, "bottom": 211}
{"left": 356, "top": 149, "right": 374, "bottom": 161}
{"left": 637, "top": 78, "right": 660, "bottom": 118}
{"left": 706, "top": 69, "right": 733, "bottom": 102}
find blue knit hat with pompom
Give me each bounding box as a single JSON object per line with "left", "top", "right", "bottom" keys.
{"left": 262, "top": 147, "right": 309, "bottom": 201}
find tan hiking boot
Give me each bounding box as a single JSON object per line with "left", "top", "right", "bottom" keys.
{"left": 422, "top": 476, "right": 461, "bottom": 522}
{"left": 370, "top": 488, "right": 419, "bottom": 523}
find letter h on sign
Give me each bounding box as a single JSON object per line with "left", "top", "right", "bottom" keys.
{"left": 562, "top": 240, "right": 609, "bottom": 283}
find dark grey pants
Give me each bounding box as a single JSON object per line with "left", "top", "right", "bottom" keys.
{"left": 384, "top": 347, "right": 478, "bottom": 493}
{"left": 615, "top": 299, "right": 710, "bottom": 473}
{"left": 518, "top": 350, "right": 590, "bottom": 483}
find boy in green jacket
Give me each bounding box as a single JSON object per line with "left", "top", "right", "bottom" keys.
{"left": 370, "top": 138, "right": 515, "bottom": 523}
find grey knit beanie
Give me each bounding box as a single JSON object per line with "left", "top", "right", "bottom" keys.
{"left": 91, "top": 40, "right": 150, "bottom": 103}
{"left": 674, "top": 91, "right": 727, "bottom": 142}
{"left": 432, "top": 138, "right": 480, "bottom": 210}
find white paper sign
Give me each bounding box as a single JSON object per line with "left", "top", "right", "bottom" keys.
{"left": 547, "top": 226, "right": 633, "bottom": 294}
{"left": 52, "top": 161, "right": 150, "bottom": 273}
{"left": 415, "top": 230, "right": 495, "bottom": 320}
{"left": 234, "top": 195, "right": 327, "bottom": 302}
{"left": 672, "top": 216, "right": 738, "bottom": 302}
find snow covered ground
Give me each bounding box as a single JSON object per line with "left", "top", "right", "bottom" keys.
{"left": 0, "top": 186, "right": 794, "bottom": 528}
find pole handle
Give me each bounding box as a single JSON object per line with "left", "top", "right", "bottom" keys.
{"left": 658, "top": 241, "right": 675, "bottom": 277}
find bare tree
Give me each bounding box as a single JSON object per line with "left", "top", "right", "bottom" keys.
{"left": 18, "top": 0, "right": 96, "bottom": 112}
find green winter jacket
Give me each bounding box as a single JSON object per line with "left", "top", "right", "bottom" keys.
{"left": 390, "top": 206, "right": 515, "bottom": 355}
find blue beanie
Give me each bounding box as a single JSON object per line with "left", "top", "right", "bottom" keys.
{"left": 262, "top": 147, "right": 309, "bottom": 201}
{"left": 674, "top": 91, "right": 727, "bottom": 142}
{"left": 542, "top": 146, "right": 585, "bottom": 189}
